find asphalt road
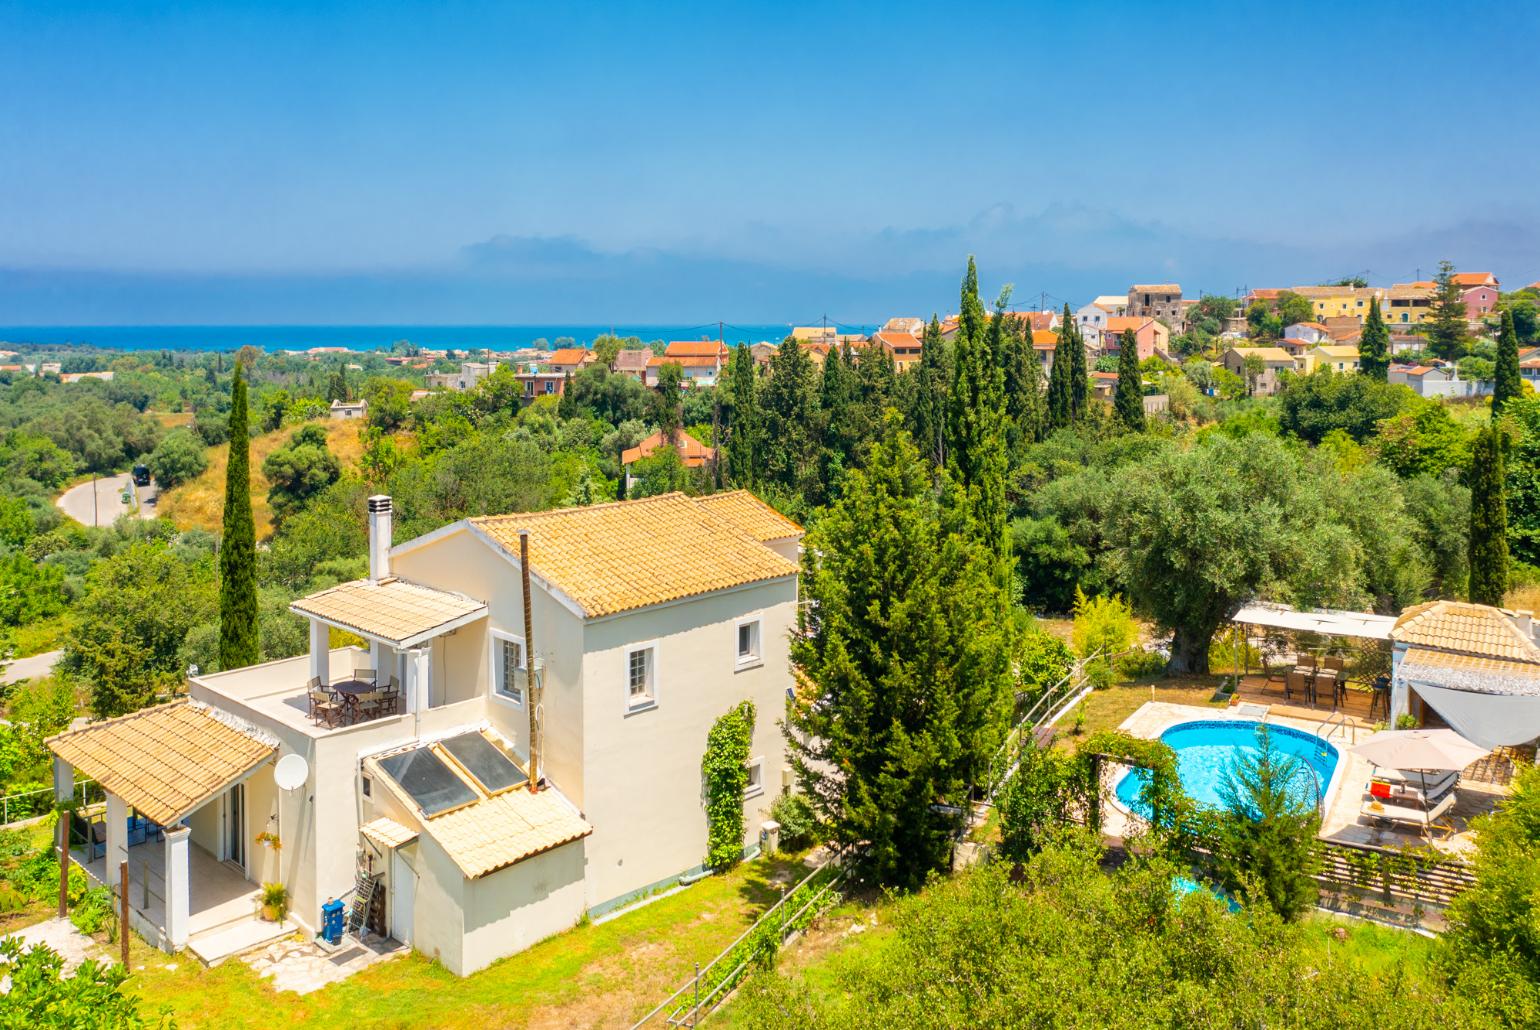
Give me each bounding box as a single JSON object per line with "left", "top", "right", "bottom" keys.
{"left": 0, "top": 649, "right": 62, "bottom": 685}
{"left": 55, "top": 473, "right": 157, "bottom": 528}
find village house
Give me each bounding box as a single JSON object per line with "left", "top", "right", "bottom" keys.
{"left": 48, "top": 491, "right": 801, "bottom": 975}
{"left": 620, "top": 429, "right": 716, "bottom": 487}
{"left": 1075, "top": 297, "right": 1125, "bottom": 340}
{"left": 878, "top": 317, "right": 925, "bottom": 337}
{"left": 426, "top": 361, "right": 499, "bottom": 392}
{"left": 645, "top": 340, "right": 729, "bottom": 387}
{"left": 749, "top": 342, "right": 777, "bottom": 369}
{"left": 1322, "top": 316, "right": 1363, "bottom": 343}
{"left": 1302, "top": 344, "right": 1360, "bottom": 374}
{"left": 329, "top": 398, "right": 368, "bottom": 420}
{"left": 1282, "top": 322, "right": 1331, "bottom": 346}
{"left": 1388, "top": 363, "right": 1492, "bottom": 398}
{"left": 1387, "top": 283, "right": 1435, "bottom": 325}
{"left": 1096, "top": 316, "right": 1169, "bottom": 361}
{"left": 1222, "top": 346, "right": 1297, "bottom": 396}
{"left": 516, "top": 371, "right": 567, "bottom": 401}
{"left": 1289, "top": 285, "right": 1383, "bottom": 323}
{"left": 546, "top": 348, "right": 597, "bottom": 377}
{"left": 1126, "top": 284, "right": 1184, "bottom": 331}
{"left": 609, "top": 349, "right": 652, "bottom": 381}
{"left": 871, "top": 330, "right": 924, "bottom": 371}
{"left": 1452, "top": 272, "right": 1500, "bottom": 321}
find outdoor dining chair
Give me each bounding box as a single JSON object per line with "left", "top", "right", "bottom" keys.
{"left": 308, "top": 677, "right": 343, "bottom": 728}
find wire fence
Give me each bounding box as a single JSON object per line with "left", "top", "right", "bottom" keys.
{"left": 631, "top": 853, "right": 849, "bottom": 1028}
{"left": 0, "top": 779, "right": 101, "bottom": 827}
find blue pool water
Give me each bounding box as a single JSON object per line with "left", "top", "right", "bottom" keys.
{"left": 1115, "top": 720, "right": 1338, "bottom": 816}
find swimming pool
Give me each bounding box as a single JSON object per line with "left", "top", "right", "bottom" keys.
{"left": 1114, "top": 720, "right": 1339, "bottom": 817}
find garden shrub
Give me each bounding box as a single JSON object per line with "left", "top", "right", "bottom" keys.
{"left": 769, "top": 792, "right": 820, "bottom": 852}
{"left": 69, "top": 885, "right": 114, "bottom": 936}
{"left": 1071, "top": 588, "right": 1136, "bottom": 688}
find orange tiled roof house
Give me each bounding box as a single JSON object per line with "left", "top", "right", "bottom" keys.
{"left": 48, "top": 491, "right": 801, "bottom": 974}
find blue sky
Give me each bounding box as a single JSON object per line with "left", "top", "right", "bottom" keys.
{"left": 1, "top": 0, "right": 1537, "bottom": 323}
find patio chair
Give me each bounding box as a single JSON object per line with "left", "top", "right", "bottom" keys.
{"left": 355, "top": 689, "right": 387, "bottom": 721}
{"left": 309, "top": 686, "right": 343, "bottom": 728}
{"left": 1284, "top": 667, "right": 1313, "bottom": 703}
{"left": 381, "top": 677, "right": 402, "bottom": 716}
{"left": 87, "top": 820, "right": 107, "bottom": 861}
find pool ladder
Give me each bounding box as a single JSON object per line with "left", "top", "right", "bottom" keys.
{"left": 1316, "top": 709, "right": 1354, "bottom": 748}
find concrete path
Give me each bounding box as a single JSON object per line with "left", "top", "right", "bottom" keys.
{"left": 1, "top": 650, "right": 62, "bottom": 685}
{"left": 55, "top": 473, "right": 156, "bottom": 528}
{"left": 243, "top": 933, "right": 403, "bottom": 994}
{"left": 0, "top": 917, "right": 112, "bottom": 992}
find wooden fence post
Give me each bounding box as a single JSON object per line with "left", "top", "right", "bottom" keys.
{"left": 57, "top": 814, "right": 69, "bottom": 918}
{"left": 119, "top": 860, "right": 130, "bottom": 971}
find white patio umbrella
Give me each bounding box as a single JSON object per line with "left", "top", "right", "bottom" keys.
{"left": 1350, "top": 728, "right": 1490, "bottom": 772}
{"left": 1350, "top": 729, "right": 1490, "bottom": 832}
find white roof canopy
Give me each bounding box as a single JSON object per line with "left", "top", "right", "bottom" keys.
{"left": 1231, "top": 602, "right": 1396, "bottom": 641}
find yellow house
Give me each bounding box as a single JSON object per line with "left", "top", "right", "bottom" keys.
{"left": 1386, "top": 283, "right": 1435, "bottom": 325}
{"left": 1289, "top": 286, "right": 1384, "bottom": 322}
{"left": 1302, "top": 344, "right": 1361, "bottom": 373}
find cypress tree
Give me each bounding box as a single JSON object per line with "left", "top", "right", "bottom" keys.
{"left": 1114, "top": 329, "right": 1145, "bottom": 431}
{"left": 1493, "top": 309, "right": 1522, "bottom": 414}
{"left": 946, "top": 264, "right": 1010, "bottom": 560}
{"left": 1065, "top": 304, "right": 1090, "bottom": 419}
{"left": 723, "top": 344, "right": 760, "bottom": 486}
{"left": 218, "top": 362, "right": 259, "bottom": 670}
{"left": 1047, "top": 326, "right": 1074, "bottom": 430}
{"left": 1001, "top": 313, "right": 1045, "bottom": 448}
{"left": 1358, "top": 296, "right": 1390, "bottom": 380}
{"left": 1468, "top": 424, "right": 1509, "bottom": 607}
{"left": 787, "top": 417, "right": 1012, "bottom": 888}
{"left": 907, "top": 316, "right": 948, "bottom": 467}
{"left": 760, "top": 339, "right": 823, "bottom": 503}
{"left": 819, "top": 342, "right": 860, "bottom": 485}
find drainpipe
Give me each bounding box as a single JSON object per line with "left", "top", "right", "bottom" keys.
{"left": 520, "top": 530, "right": 540, "bottom": 793}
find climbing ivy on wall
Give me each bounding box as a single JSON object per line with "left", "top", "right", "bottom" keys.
{"left": 703, "top": 700, "right": 756, "bottom": 870}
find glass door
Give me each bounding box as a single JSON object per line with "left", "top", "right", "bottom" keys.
{"left": 225, "top": 784, "right": 245, "bottom": 870}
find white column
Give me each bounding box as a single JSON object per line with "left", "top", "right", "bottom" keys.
{"left": 1389, "top": 644, "right": 1410, "bottom": 725}
{"left": 370, "top": 640, "right": 389, "bottom": 676}
{"left": 407, "top": 647, "right": 431, "bottom": 713}
{"left": 105, "top": 793, "right": 129, "bottom": 874}
{"left": 309, "top": 620, "right": 330, "bottom": 686}
{"left": 163, "top": 826, "right": 191, "bottom": 948}
{"left": 52, "top": 757, "right": 73, "bottom": 804}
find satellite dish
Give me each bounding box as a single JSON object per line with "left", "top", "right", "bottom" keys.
{"left": 274, "top": 753, "right": 309, "bottom": 791}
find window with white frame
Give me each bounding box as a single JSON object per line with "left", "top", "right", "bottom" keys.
{"left": 735, "top": 618, "right": 762, "bottom": 667}
{"left": 744, "top": 757, "right": 764, "bottom": 799}
{"left": 626, "top": 645, "right": 656, "bottom": 710}
{"left": 491, "top": 630, "right": 525, "bottom": 705}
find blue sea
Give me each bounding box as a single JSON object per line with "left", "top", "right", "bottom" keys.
{"left": 0, "top": 324, "right": 863, "bottom": 353}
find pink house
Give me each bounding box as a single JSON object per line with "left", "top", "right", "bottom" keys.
{"left": 1099, "top": 316, "right": 1168, "bottom": 362}
{"left": 1452, "top": 272, "right": 1500, "bottom": 320}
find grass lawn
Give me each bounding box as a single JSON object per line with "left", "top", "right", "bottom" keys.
{"left": 122, "top": 855, "right": 810, "bottom": 1030}
{"left": 157, "top": 419, "right": 367, "bottom": 538}
{"left": 0, "top": 818, "right": 69, "bottom": 936}
{"left": 1049, "top": 679, "right": 1228, "bottom": 750}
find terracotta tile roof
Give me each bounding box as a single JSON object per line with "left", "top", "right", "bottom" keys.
{"left": 471, "top": 493, "right": 799, "bottom": 617}
{"left": 291, "top": 578, "right": 487, "bottom": 647}
{"left": 1450, "top": 272, "right": 1496, "bottom": 287}
{"left": 1399, "top": 648, "right": 1540, "bottom": 697}
{"left": 665, "top": 340, "right": 728, "bottom": 359}
{"left": 1312, "top": 345, "right": 1360, "bottom": 358}
{"left": 547, "top": 348, "right": 592, "bottom": 366}
{"left": 1278, "top": 338, "right": 1311, "bottom": 350}
{"left": 621, "top": 429, "right": 716, "bottom": 467}
{"left": 1102, "top": 316, "right": 1154, "bottom": 333}
{"left": 1005, "top": 311, "right": 1056, "bottom": 331}
{"left": 1390, "top": 285, "right": 1434, "bottom": 298}
{"left": 1131, "top": 283, "right": 1181, "bottom": 293}
{"left": 879, "top": 317, "right": 924, "bottom": 336}
{"left": 1392, "top": 601, "right": 1540, "bottom": 663}
{"left": 1031, "top": 330, "right": 1058, "bottom": 349}
{"left": 1292, "top": 321, "right": 1330, "bottom": 331}
{"left": 693, "top": 490, "right": 804, "bottom": 542}
{"left": 1227, "top": 346, "right": 1295, "bottom": 363}
{"left": 1091, "top": 294, "right": 1128, "bottom": 309}
{"left": 872, "top": 330, "right": 923, "bottom": 353}
{"left": 360, "top": 816, "right": 419, "bottom": 849}
{"left": 48, "top": 702, "right": 275, "bottom": 826}
{"left": 427, "top": 787, "right": 592, "bottom": 877}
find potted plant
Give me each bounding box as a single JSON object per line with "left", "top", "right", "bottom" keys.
{"left": 260, "top": 882, "right": 289, "bottom": 922}
{"left": 254, "top": 831, "right": 282, "bottom": 851}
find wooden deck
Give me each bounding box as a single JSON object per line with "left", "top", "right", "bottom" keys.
{"left": 1230, "top": 673, "right": 1380, "bottom": 729}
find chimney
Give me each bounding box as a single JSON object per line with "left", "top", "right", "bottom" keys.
{"left": 1514, "top": 609, "right": 1535, "bottom": 643}
{"left": 368, "top": 495, "right": 393, "bottom": 582}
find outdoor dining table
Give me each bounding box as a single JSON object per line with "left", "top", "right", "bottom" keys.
{"left": 328, "top": 678, "right": 376, "bottom": 724}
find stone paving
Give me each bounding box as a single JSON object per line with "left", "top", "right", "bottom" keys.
{"left": 242, "top": 932, "right": 404, "bottom": 994}
{"left": 0, "top": 917, "right": 111, "bottom": 993}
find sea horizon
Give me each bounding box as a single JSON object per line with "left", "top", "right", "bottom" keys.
{"left": 0, "top": 323, "right": 876, "bottom": 353}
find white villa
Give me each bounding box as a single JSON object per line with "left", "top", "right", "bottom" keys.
{"left": 48, "top": 490, "right": 802, "bottom": 974}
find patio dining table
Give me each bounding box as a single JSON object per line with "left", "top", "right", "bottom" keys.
{"left": 328, "top": 678, "right": 376, "bottom": 724}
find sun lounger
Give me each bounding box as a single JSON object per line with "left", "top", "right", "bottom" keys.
{"left": 1371, "top": 767, "right": 1458, "bottom": 794}
{"left": 1361, "top": 789, "right": 1456, "bottom": 831}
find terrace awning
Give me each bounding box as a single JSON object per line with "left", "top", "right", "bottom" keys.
{"left": 290, "top": 577, "right": 487, "bottom": 648}
{"left": 1232, "top": 602, "right": 1396, "bottom": 641}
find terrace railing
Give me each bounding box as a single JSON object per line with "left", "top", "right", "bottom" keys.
{"left": 0, "top": 779, "right": 101, "bottom": 827}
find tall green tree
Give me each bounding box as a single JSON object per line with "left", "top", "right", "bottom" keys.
{"left": 1427, "top": 260, "right": 1470, "bottom": 360}
{"left": 1001, "top": 313, "right": 1046, "bottom": 449}
{"left": 722, "top": 344, "right": 761, "bottom": 486}
{"left": 760, "top": 338, "right": 824, "bottom": 504}
{"left": 1047, "top": 327, "right": 1075, "bottom": 430}
{"left": 1209, "top": 726, "right": 1321, "bottom": 920}
{"left": 1492, "top": 309, "right": 1523, "bottom": 414}
{"left": 906, "top": 316, "right": 949, "bottom": 466}
{"left": 218, "top": 362, "right": 259, "bottom": 670}
{"left": 1114, "top": 329, "right": 1145, "bottom": 431}
{"left": 1065, "top": 305, "right": 1090, "bottom": 419}
{"left": 787, "top": 419, "right": 1012, "bottom": 888}
{"left": 819, "top": 342, "right": 861, "bottom": 489}
{"left": 946, "top": 266, "right": 1011, "bottom": 559}
{"left": 650, "top": 362, "right": 684, "bottom": 445}
{"left": 1468, "top": 424, "right": 1509, "bottom": 606}
{"left": 1358, "top": 296, "right": 1390, "bottom": 380}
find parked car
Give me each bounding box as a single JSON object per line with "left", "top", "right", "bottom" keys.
{"left": 131, "top": 464, "right": 151, "bottom": 487}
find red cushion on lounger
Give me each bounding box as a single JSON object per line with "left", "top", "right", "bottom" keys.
{"left": 1369, "top": 780, "right": 1392, "bottom": 799}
